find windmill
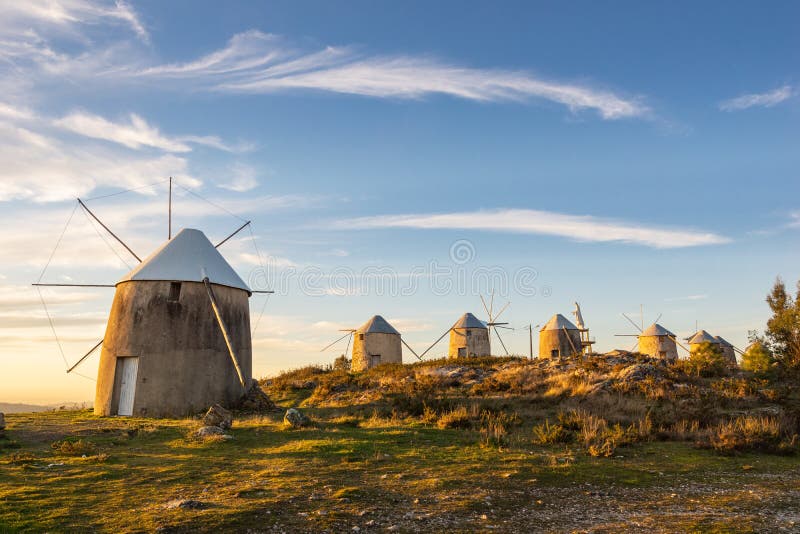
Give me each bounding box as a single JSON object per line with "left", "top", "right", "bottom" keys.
{"left": 614, "top": 305, "right": 663, "bottom": 352}
{"left": 614, "top": 306, "right": 689, "bottom": 360}
{"left": 418, "top": 293, "right": 511, "bottom": 359}
{"left": 34, "top": 178, "right": 274, "bottom": 417}
{"left": 320, "top": 315, "right": 419, "bottom": 371}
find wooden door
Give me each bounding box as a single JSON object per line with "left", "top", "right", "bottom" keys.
{"left": 117, "top": 357, "right": 139, "bottom": 416}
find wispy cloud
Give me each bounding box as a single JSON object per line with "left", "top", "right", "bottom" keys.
{"left": 719, "top": 85, "right": 793, "bottom": 111}
{"left": 787, "top": 211, "right": 800, "bottom": 228}
{"left": 138, "top": 31, "right": 649, "bottom": 120}
{"left": 334, "top": 209, "right": 730, "bottom": 249}
{"left": 1, "top": 24, "right": 649, "bottom": 120}
{"left": 0, "top": 0, "right": 147, "bottom": 41}
{"left": 0, "top": 102, "right": 258, "bottom": 201}
{"left": 53, "top": 111, "right": 246, "bottom": 153}
{"left": 54, "top": 112, "right": 192, "bottom": 152}
{"left": 218, "top": 162, "right": 259, "bottom": 192}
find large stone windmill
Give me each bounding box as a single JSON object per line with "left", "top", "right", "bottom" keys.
{"left": 34, "top": 180, "right": 271, "bottom": 417}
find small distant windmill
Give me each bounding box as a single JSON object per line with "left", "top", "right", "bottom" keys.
{"left": 614, "top": 306, "right": 690, "bottom": 360}
{"left": 320, "top": 315, "right": 419, "bottom": 371}
{"left": 614, "top": 305, "right": 662, "bottom": 352}
{"left": 419, "top": 292, "right": 511, "bottom": 358}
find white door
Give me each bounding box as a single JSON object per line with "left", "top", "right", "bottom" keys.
{"left": 117, "top": 357, "right": 139, "bottom": 416}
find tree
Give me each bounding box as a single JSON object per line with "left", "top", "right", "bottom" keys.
{"left": 687, "top": 341, "right": 728, "bottom": 377}
{"left": 764, "top": 277, "right": 800, "bottom": 370}
{"left": 740, "top": 341, "right": 774, "bottom": 374}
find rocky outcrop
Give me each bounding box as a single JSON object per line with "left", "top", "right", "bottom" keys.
{"left": 237, "top": 379, "right": 277, "bottom": 412}
{"left": 284, "top": 408, "right": 311, "bottom": 428}
{"left": 0, "top": 412, "right": 5, "bottom": 438}
{"left": 203, "top": 404, "right": 232, "bottom": 430}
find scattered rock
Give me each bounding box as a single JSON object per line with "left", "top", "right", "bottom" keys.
{"left": 195, "top": 426, "right": 233, "bottom": 440}
{"left": 615, "top": 363, "right": 661, "bottom": 383}
{"left": 163, "top": 499, "right": 207, "bottom": 510}
{"left": 238, "top": 379, "right": 278, "bottom": 412}
{"left": 284, "top": 408, "right": 311, "bottom": 428}
{"left": 203, "top": 404, "right": 233, "bottom": 430}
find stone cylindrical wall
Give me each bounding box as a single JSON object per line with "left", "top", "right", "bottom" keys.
{"left": 638, "top": 336, "right": 678, "bottom": 361}
{"left": 95, "top": 280, "right": 251, "bottom": 417}
{"left": 538, "top": 329, "right": 582, "bottom": 358}
{"left": 448, "top": 328, "right": 491, "bottom": 358}
{"left": 351, "top": 332, "right": 402, "bottom": 371}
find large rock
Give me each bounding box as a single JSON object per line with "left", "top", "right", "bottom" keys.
{"left": 203, "top": 404, "right": 232, "bottom": 430}
{"left": 238, "top": 379, "right": 277, "bottom": 412}
{"left": 283, "top": 408, "right": 311, "bottom": 428}
{"left": 0, "top": 412, "right": 4, "bottom": 438}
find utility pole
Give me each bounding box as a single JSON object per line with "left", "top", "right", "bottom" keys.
{"left": 525, "top": 324, "right": 534, "bottom": 360}
{"left": 168, "top": 176, "right": 172, "bottom": 240}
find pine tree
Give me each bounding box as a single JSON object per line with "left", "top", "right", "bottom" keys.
{"left": 764, "top": 277, "right": 800, "bottom": 370}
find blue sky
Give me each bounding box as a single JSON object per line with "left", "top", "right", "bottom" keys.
{"left": 0, "top": 1, "right": 798, "bottom": 403}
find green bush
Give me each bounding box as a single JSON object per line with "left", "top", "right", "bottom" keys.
{"left": 741, "top": 341, "right": 775, "bottom": 375}
{"left": 685, "top": 342, "right": 729, "bottom": 377}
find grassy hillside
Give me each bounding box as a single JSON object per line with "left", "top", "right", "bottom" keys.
{"left": 2, "top": 354, "right": 799, "bottom": 533}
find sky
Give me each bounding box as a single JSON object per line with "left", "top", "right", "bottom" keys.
{"left": 0, "top": 0, "right": 798, "bottom": 404}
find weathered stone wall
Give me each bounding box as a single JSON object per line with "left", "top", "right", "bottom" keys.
{"left": 448, "top": 328, "right": 491, "bottom": 358}
{"left": 538, "top": 329, "right": 582, "bottom": 359}
{"left": 351, "top": 332, "right": 402, "bottom": 371}
{"left": 95, "top": 280, "right": 251, "bottom": 418}
{"left": 638, "top": 336, "right": 679, "bottom": 361}
{"left": 720, "top": 345, "right": 737, "bottom": 366}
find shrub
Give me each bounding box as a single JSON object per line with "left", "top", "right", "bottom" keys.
{"left": 705, "top": 415, "right": 798, "bottom": 455}
{"left": 479, "top": 410, "right": 518, "bottom": 449}
{"left": 532, "top": 420, "right": 571, "bottom": 445}
{"left": 685, "top": 342, "right": 729, "bottom": 377}
{"left": 436, "top": 406, "right": 471, "bottom": 429}
{"left": 332, "top": 355, "right": 351, "bottom": 371}
{"left": 51, "top": 438, "right": 97, "bottom": 456}
{"left": 741, "top": 341, "right": 775, "bottom": 375}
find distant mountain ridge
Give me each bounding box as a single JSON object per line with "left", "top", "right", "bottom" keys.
{"left": 0, "top": 402, "right": 91, "bottom": 414}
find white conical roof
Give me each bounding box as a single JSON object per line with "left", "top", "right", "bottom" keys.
{"left": 540, "top": 314, "right": 579, "bottom": 332}
{"left": 357, "top": 315, "right": 400, "bottom": 335}
{"left": 117, "top": 228, "right": 250, "bottom": 292}
{"left": 453, "top": 312, "right": 487, "bottom": 329}
{"left": 640, "top": 323, "right": 675, "bottom": 337}
{"left": 688, "top": 329, "right": 719, "bottom": 344}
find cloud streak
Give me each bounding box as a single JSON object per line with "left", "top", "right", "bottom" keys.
{"left": 54, "top": 112, "right": 192, "bottom": 152}
{"left": 1, "top": 24, "right": 648, "bottom": 121}
{"left": 139, "top": 31, "right": 649, "bottom": 120}
{"left": 335, "top": 209, "right": 730, "bottom": 249}
{"left": 719, "top": 85, "right": 793, "bottom": 111}
{"left": 0, "top": 0, "right": 147, "bottom": 41}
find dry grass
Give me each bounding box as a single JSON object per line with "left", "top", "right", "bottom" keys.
{"left": 704, "top": 415, "right": 799, "bottom": 455}
{"left": 50, "top": 438, "right": 97, "bottom": 456}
